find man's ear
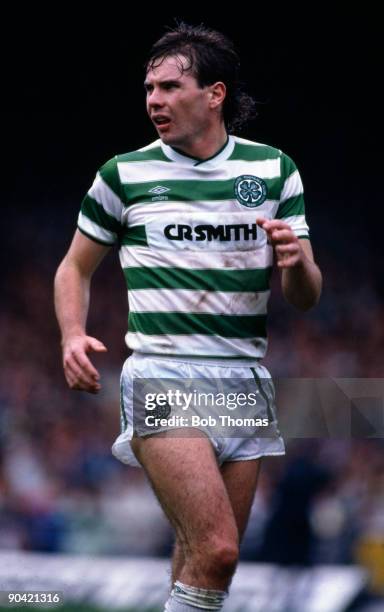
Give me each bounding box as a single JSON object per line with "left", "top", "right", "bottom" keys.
{"left": 208, "top": 82, "right": 226, "bottom": 109}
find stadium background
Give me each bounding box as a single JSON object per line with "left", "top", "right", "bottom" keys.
{"left": 1, "top": 8, "right": 383, "bottom": 611}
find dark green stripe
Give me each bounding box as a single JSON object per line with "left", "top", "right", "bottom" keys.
{"left": 250, "top": 367, "right": 275, "bottom": 422}
{"left": 77, "top": 226, "right": 115, "bottom": 246}
{"left": 81, "top": 195, "right": 122, "bottom": 234}
{"left": 229, "top": 143, "right": 281, "bottom": 162}
{"left": 128, "top": 312, "right": 267, "bottom": 338}
{"left": 117, "top": 147, "right": 170, "bottom": 163}
{"left": 124, "top": 267, "right": 272, "bottom": 292}
{"left": 99, "top": 157, "right": 126, "bottom": 203}
{"left": 276, "top": 193, "right": 305, "bottom": 219}
{"left": 121, "top": 225, "right": 148, "bottom": 246}
{"left": 280, "top": 152, "right": 297, "bottom": 177}
{"left": 122, "top": 178, "right": 281, "bottom": 205}
{"left": 120, "top": 377, "right": 128, "bottom": 432}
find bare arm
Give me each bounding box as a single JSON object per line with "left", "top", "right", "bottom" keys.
{"left": 257, "top": 218, "right": 322, "bottom": 311}
{"left": 54, "top": 229, "right": 111, "bottom": 393}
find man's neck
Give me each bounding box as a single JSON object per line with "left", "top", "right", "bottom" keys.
{"left": 172, "top": 125, "right": 228, "bottom": 161}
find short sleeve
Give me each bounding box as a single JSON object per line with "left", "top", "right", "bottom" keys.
{"left": 77, "top": 157, "right": 125, "bottom": 246}
{"left": 275, "top": 152, "right": 309, "bottom": 239}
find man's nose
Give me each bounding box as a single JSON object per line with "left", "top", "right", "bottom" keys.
{"left": 147, "top": 88, "right": 165, "bottom": 109}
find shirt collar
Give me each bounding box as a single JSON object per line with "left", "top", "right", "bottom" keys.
{"left": 160, "top": 135, "right": 235, "bottom": 169}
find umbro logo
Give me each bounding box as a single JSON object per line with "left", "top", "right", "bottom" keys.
{"left": 148, "top": 186, "right": 170, "bottom": 195}
{"left": 148, "top": 185, "right": 170, "bottom": 201}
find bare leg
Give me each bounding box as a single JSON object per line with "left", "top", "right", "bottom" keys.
{"left": 171, "top": 457, "right": 262, "bottom": 583}
{"left": 171, "top": 539, "right": 185, "bottom": 585}
{"left": 221, "top": 458, "right": 262, "bottom": 541}
{"left": 131, "top": 430, "right": 239, "bottom": 591}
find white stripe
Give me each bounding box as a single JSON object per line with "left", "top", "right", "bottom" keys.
{"left": 138, "top": 139, "right": 161, "bottom": 152}
{"left": 145, "top": 211, "right": 265, "bottom": 253}
{"left": 125, "top": 332, "right": 267, "bottom": 358}
{"left": 117, "top": 158, "right": 281, "bottom": 184}
{"left": 129, "top": 289, "right": 270, "bottom": 315}
{"left": 119, "top": 245, "right": 273, "bottom": 270}
{"left": 280, "top": 169, "right": 303, "bottom": 202}
{"left": 78, "top": 212, "right": 117, "bottom": 244}
{"left": 284, "top": 214, "right": 309, "bottom": 236}
{"left": 88, "top": 174, "right": 123, "bottom": 221}
{"left": 124, "top": 199, "right": 279, "bottom": 226}
{"left": 233, "top": 136, "right": 268, "bottom": 147}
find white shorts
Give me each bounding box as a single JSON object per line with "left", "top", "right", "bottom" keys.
{"left": 111, "top": 352, "right": 285, "bottom": 468}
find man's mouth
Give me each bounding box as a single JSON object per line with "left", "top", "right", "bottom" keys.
{"left": 152, "top": 115, "right": 171, "bottom": 129}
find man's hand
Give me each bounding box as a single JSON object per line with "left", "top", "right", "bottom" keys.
{"left": 256, "top": 218, "right": 304, "bottom": 268}
{"left": 62, "top": 335, "right": 107, "bottom": 394}
{"left": 256, "top": 217, "right": 322, "bottom": 310}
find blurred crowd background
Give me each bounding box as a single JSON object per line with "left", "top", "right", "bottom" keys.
{"left": 1, "top": 210, "right": 383, "bottom": 596}
{"left": 1, "top": 8, "right": 383, "bottom": 608}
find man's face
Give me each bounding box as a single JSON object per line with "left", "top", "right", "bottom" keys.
{"left": 145, "top": 55, "right": 214, "bottom": 150}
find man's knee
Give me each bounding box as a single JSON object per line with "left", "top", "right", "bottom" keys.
{"left": 190, "top": 537, "right": 239, "bottom": 582}
{"left": 208, "top": 541, "right": 239, "bottom": 580}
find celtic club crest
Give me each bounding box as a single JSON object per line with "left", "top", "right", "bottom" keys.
{"left": 234, "top": 175, "right": 267, "bottom": 207}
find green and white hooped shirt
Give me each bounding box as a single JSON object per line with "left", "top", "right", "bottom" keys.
{"left": 78, "top": 136, "right": 309, "bottom": 360}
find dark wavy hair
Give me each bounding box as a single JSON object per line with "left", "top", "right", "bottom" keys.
{"left": 146, "top": 22, "right": 257, "bottom": 133}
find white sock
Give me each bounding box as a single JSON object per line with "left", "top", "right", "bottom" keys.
{"left": 164, "top": 580, "right": 227, "bottom": 611}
